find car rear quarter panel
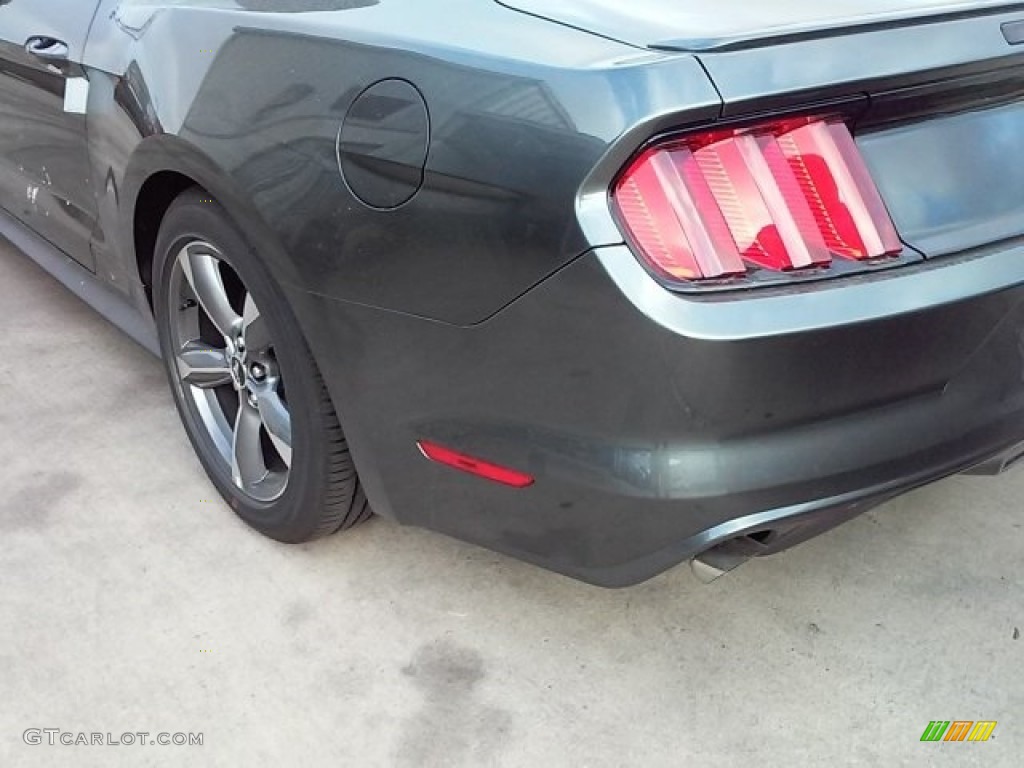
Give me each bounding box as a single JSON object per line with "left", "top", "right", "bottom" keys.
{"left": 83, "top": 0, "right": 722, "bottom": 325}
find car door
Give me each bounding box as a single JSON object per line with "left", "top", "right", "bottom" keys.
{"left": 0, "top": 0, "right": 104, "bottom": 270}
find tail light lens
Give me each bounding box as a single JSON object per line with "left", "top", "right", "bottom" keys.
{"left": 612, "top": 116, "right": 902, "bottom": 285}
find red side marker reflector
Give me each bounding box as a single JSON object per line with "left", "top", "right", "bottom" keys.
{"left": 417, "top": 440, "right": 534, "bottom": 488}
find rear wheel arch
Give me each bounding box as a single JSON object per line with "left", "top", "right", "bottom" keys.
{"left": 124, "top": 137, "right": 302, "bottom": 309}
{"left": 133, "top": 170, "right": 197, "bottom": 307}
{"left": 124, "top": 138, "right": 379, "bottom": 517}
{"left": 150, "top": 189, "right": 371, "bottom": 540}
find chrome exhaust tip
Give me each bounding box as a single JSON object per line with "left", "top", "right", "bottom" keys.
{"left": 690, "top": 534, "right": 767, "bottom": 583}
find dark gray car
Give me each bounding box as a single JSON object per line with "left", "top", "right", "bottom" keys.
{"left": 2, "top": 0, "right": 1023, "bottom": 586}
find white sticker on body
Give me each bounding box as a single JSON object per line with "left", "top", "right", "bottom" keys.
{"left": 63, "top": 77, "right": 90, "bottom": 114}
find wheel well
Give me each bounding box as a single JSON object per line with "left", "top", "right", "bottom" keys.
{"left": 133, "top": 171, "right": 198, "bottom": 307}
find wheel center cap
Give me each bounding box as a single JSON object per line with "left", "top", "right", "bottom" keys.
{"left": 230, "top": 356, "right": 247, "bottom": 390}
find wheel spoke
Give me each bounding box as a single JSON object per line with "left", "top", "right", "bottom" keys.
{"left": 231, "top": 400, "right": 268, "bottom": 489}
{"left": 242, "top": 293, "right": 271, "bottom": 354}
{"left": 179, "top": 244, "right": 240, "bottom": 338}
{"left": 176, "top": 340, "right": 232, "bottom": 389}
{"left": 255, "top": 387, "right": 292, "bottom": 467}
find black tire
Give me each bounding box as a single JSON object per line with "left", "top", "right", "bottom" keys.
{"left": 152, "top": 188, "right": 370, "bottom": 542}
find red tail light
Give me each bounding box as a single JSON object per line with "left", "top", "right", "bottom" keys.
{"left": 612, "top": 116, "right": 902, "bottom": 285}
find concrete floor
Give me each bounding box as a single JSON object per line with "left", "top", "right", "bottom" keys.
{"left": 0, "top": 238, "right": 1021, "bottom": 768}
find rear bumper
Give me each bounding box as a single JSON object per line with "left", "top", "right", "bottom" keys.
{"left": 288, "top": 240, "right": 1024, "bottom": 587}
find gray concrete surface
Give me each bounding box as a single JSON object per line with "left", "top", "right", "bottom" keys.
{"left": 0, "top": 238, "right": 1021, "bottom": 768}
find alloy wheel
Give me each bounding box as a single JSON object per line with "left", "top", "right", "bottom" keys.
{"left": 168, "top": 240, "right": 292, "bottom": 502}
